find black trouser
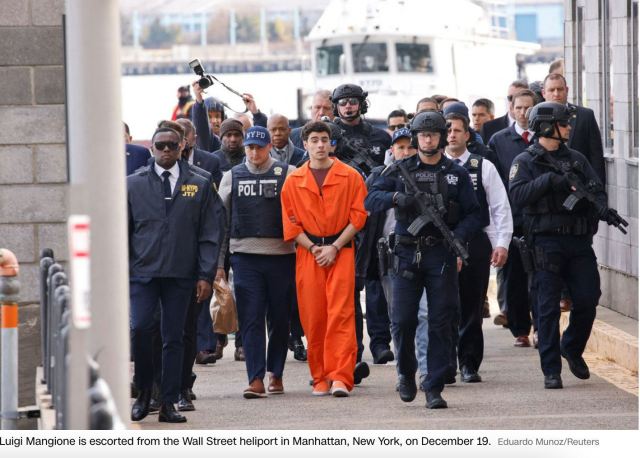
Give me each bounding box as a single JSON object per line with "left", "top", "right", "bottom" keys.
{"left": 355, "top": 277, "right": 365, "bottom": 362}
{"left": 365, "top": 279, "right": 392, "bottom": 356}
{"left": 181, "top": 289, "right": 203, "bottom": 391}
{"left": 504, "top": 227, "right": 532, "bottom": 338}
{"left": 454, "top": 232, "right": 492, "bottom": 371}
{"left": 290, "top": 293, "right": 305, "bottom": 339}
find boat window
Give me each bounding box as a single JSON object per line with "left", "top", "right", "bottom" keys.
{"left": 395, "top": 43, "right": 433, "bottom": 73}
{"left": 351, "top": 43, "right": 389, "bottom": 73}
{"left": 316, "top": 45, "right": 344, "bottom": 76}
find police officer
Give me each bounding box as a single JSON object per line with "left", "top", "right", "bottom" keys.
{"left": 330, "top": 84, "right": 391, "bottom": 166}
{"left": 365, "top": 111, "right": 481, "bottom": 408}
{"left": 128, "top": 126, "right": 223, "bottom": 423}
{"left": 216, "top": 126, "right": 297, "bottom": 398}
{"left": 509, "top": 102, "right": 616, "bottom": 389}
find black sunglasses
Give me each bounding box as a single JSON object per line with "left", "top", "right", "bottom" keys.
{"left": 337, "top": 98, "right": 360, "bottom": 106}
{"left": 388, "top": 124, "right": 405, "bottom": 131}
{"left": 557, "top": 119, "right": 570, "bottom": 128}
{"left": 154, "top": 141, "right": 180, "bottom": 151}
{"left": 507, "top": 95, "right": 513, "bottom": 102}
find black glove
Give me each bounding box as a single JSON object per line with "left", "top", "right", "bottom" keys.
{"left": 394, "top": 193, "right": 417, "bottom": 209}
{"left": 598, "top": 206, "right": 611, "bottom": 222}
{"left": 549, "top": 173, "right": 570, "bottom": 192}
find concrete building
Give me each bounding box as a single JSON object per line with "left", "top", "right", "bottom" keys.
{"left": 564, "top": 0, "right": 639, "bottom": 319}
{"left": 513, "top": 0, "right": 565, "bottom": 48}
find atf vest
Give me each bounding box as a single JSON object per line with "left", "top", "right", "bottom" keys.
{"left": 230, "top": 161, "right": 288, "bottom": 238}
{"left": 394, "top": 158, "right": 461, "bottom": 230}
{"left": 463, "top": 154, "right": 490, "bottom": 229}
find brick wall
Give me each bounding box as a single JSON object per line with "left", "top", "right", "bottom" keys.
{"left": 0, "top": 0, "right": 67, "bottom": 409}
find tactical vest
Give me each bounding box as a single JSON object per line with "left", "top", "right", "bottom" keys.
{"left": 339, "top": 119, "right": 374, "bottom": 150}
{"left": 463, "top": 154, "right": 490, "bottom": 229}
{"left": 394, "top": 158, "right": 461, "bottom": 229}
{"left": 230, "top": 161, "right": 288, "bottom": 238}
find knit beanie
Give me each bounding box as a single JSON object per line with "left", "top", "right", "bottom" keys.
{"left": 219, "top": 119, "right": 244, "bottom": 138}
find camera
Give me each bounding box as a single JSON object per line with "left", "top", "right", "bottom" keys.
{"left": 189, "top": 59, "right": 214, "bottom": 89}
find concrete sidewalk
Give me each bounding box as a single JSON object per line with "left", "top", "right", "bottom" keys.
{"left": 136, "top": 300, "right": 638, "bottom": 431}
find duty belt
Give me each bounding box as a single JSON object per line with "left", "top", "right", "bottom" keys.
{"left": 535, "top": 218, "right": 589, "bottom": 236}
{"left": 396, "top": 235, "right": 445, "bottom": 247}
{"left": 304, "top": 230, "right": 352, "bottom": 248}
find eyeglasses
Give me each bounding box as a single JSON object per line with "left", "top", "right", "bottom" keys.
{"left": 388, "top": 124, "right": 406, "bottom": 131}
{"left": 416, "top": 132, "right": 440, "bottom": 140}
{"left": 557, "top": 119, "right": 570, "bottom": 128}
{"left": 337, "top": 98, "right": 360, "bottom": 107}
{"left": 330, "top": 139, "right": 338, "bottom": 146}
{"left": 153, "top": 141, "right": 180, "bottom": 151}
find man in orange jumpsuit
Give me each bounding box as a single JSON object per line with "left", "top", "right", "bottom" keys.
{"left": 281, "top": 121, "right": 367, "bottom": 397}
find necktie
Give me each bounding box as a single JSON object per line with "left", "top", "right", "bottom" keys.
{"left": 162, "top": 171, "right": 172, "bottom": 212}
{"left": 454, "top": 158, "right": 462, "bottom": 165}
{"left": 522, "top": 131, "right": 530, "bottom": 145}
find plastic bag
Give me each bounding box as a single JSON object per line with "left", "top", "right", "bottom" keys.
{"left": 210, "top": 278, "right": 238, "bottom": 334}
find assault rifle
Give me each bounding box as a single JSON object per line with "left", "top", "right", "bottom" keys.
{"left": 337, "top": 137, "right": 379, "bottom": 175}
{"left": 382, "top": 161, "right": 470, "bottom": 265}
{"left": 532, "top": 147, "right": 629, "bottom": 234}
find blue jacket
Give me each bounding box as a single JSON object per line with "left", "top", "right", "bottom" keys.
{"left": 290, "top": 127, "right": 304, "bottom": 150}
{"left": 126, "top": 144, "right": 151, "bottom": 176}
{"left": 127, "top": 160, "right": 225, "bottom": 282}
{"left": 143, "top": 156, "right": 215, "bottom": 190}
{"left": 190, "top": 147, "right": 223, "bottom": 189}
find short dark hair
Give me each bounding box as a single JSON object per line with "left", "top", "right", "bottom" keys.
{"left": 387, "top": 109, "right": 407, "bottom": 123}
{"left": 124, "top": 122, "right": 130, "bottom": 136}
{"left": 445, "top": 112, "right": 469, "bottom": 132}
{"left": 439, "top": 97, "right": 459, "bottom": 110}
{"left": 301, "top": 121, "right": 331, "bottom": 142}
{"left": 542, "top": 72, "right": 567, "bottom": 89}
{"left": 157, "top": 120, "right": 185, "bottom": 139}
{"left": 472, "top": 98, "right": 495, "bottom": 116}
{"left": 549, "top": 58, "right": 564, "bottom": 74}
{"left": 511, "top": 89, "right": 537, "bottom": 106}
{"left": 151, "top": 127, "right": 181, "bottom": 144}
{"left": 510, "top": 79, "right": 529, "bottom": 90}
{"left": 430, "top": 94, "right": 448, "bottom": 105}
{"left": 416, "top": 97, "right": 438, "bottom": 111}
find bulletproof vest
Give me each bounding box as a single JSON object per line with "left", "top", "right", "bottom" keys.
{"left": 340, "top": 120, "right": 374, "bottom": 150}
{"left": 394, "top": 159, "right": 461, "bottom": 229}
{"left": 463, "top": 154, "right": 490, "bottom": 228}
{"left": 230, "top": 161, "right": 288, "bottom": 238}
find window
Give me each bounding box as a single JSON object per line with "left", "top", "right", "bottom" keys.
{"left": 632, "top": 0, "right": 639, "bottom": 156}
{"left": 602, "top": 0, "right": 614, "bottom": 149}
{"left": 316, "top": 45, "right": 343, "bottom": 77}
{"left": 395, "top": 43, "right": 433, "bottom": 73}
{"left": 351, "top": 43, "right": 388, "bottom": 73}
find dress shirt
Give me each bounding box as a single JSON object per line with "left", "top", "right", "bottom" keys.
{"left": 508, "top": 112, "right": 515, "bottom": 126}
{"left": 445, "top": 149, "right": 513, "bottom": 250}
{"left": 154, "top": 161, "right": 179, "bottom": 194}
{"left": 514, "top": 122, "right": 534, "bottom": 140}
{"left": 270, "top": 139, "right": 295, "bottom": 164}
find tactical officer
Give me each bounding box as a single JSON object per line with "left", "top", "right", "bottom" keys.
{"left": 509, "top": 102, "right": 623, "bottom": 389}
{"left": 128, "top": 127, "right": 223, "bottom": 423}
{"left": 217, "top": 126, "right": 297, "bottom": 398}
{"left": 365, "top": 111, "right": 481, "bottom": 408}
{"left": 330, "top": 83, "right": 391, "bottom": 166}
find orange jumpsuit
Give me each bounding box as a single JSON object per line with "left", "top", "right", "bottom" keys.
{"left": 281, "top": 159, "right": 367, "bottom": 391}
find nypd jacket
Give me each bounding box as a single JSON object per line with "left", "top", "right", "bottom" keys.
{"left": 127, "top": 160, "right": 225, "bottom": 283}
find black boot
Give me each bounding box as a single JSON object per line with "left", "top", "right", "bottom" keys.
{"left": 460, "top": 365, "right": 482, "bottom": 383}
{"left": 544, "top": 374, "right": 563, "bottom": 389}
{"left": 158, "top": 402, "right": 187, "bottom": 423}
{"left": 149, "top": 384, "right": 161, "bottom": 412}
{"left": 353, "top": 362, "right": 370, "bottom": 385}
{"left": 177, "top": 389, "right": 195, "bottom": 411}
{"left": 560, "top": 345, "right": 590, "bottom": 380}
{"left": 131, "top": 387, "right": 152, "bottom": 421}
{"left": 289, "top": 336, "right": 307, "bottom": 362}
{"left": 426, "top": 390, "right": 448, "bottom": 409}
{"left": 397, "top": 375, "right": 417, "bottom": 403}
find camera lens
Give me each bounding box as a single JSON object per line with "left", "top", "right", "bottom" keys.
{"left": 199, "top": 76, "right": 211, "bottom": 89}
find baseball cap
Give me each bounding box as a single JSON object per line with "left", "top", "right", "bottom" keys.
{"left": 392, "top": 127, "right": 412, "bottom": 144}
{"left": 244, "top": 126, "right": 271, "bottom": 147}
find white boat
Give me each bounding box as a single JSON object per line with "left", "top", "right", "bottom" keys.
{"left": 306, "top": 0, "right": 540, "bottom": 120}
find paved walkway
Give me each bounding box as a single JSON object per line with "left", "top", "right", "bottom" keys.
{"left": 136, "top": 300, "right": 638, "bottom": 431}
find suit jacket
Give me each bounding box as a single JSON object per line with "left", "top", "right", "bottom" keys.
{"left": 191, "top": 147, "right": 223, "bottom": 189}
{"left": 566, "top": 103, "right": 606, "bottom": 185}
{"left": 126, "top": 144, "right": 151, "bottom": 176}
{"left": 488, "top": 124, "right": 529, "bottom": 227}
{"left": 287, "top": 146, "right": 306, "bottom": 166}
{"left": 481, "top": 114, "right": 510, "bottom": 145}
{"left": 290, "top": 127, "right": 303, "bottom": 150}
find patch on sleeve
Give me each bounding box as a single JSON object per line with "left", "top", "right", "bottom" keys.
{"left": 509, "top": 163, "right": 519, "bottom": 181}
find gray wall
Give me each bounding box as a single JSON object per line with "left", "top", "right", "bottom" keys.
{"left": 0, "top": 0, "right": 67, "bottom": 407}
{"left": 565, "top": 0, "right": 639, "bottom": 319}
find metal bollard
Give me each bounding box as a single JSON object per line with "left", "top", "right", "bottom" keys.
{"left": 39, "top": 253, "right": 54, "bottom": 383}
{"left": 45, "top": 263, "right": 63, "bottom": 393}
{"left": 54, "top": 287, "right": 70, "bottom": 429}
{"left": 0, "top": 248, "right": 20, "bottom": 430}
{"left": 59, "top": 309, "right": 72, "bottom": 430}
{"left": 48, "top": 273, "right": 68, "bottom": 408}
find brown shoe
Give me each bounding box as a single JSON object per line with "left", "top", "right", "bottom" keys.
{"left": 267, "top": 375, "right": 284, "bottom": 395}
{"left": 514, "top": 335, "right": 531, "bottom": 347}
{"left": 243, "top": 378, "right": 266, "bottom": 399}
{"left": 493, "top": 313, "right": 508, "bottom": 327}
{"left": 234, "top": 346, "right": 245, "bottom": 361}
{"left": 560, "top": 299, "right": 572, "bottom": 312}
{"left": 195, "top": 350, "right": 216, "bottom": 365}
{"left": 533, "top": 331, "right": 539, "bottom": 348}
{"left": 214, "top": 335, "right": 228, "bottom": 359}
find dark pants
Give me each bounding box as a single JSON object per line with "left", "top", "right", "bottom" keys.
{"left": 392, "top": 244, "right": 458, "bottom": 393}
{"left": 130, "top": 277, "right": 194, "bottom": 403}
{"left": 181, "top": 289, "right": 204, "bottom": 390}
{"left": 355, "top": 278, "right": 365, "bottom": 362}
{"left": 196, "top": 303, "right": 217, "bottom": 352}
{"left": 365, "top": 279, "right": 392, "bottom": 357}
{"left": 531, "top": 234, "right": 600, "bottom": 375}
{"left": 230, "top": 253, "right": 295, "bottom": 383}
{"left": 455, "top": 232, "right": 492, "bottom": 371}
{"left": 290, "top": 292, "right": 305, "bottom": 339}
{"left": 504, "top": 228, "right": 531, "bottom": 338}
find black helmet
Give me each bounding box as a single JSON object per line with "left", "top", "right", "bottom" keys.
{"left": 409, "top": 110, "right": 448, "bottom": 152}
{"left": 330, "top": 84, "right": 369, "bottom": 117}
{"left": 321, "top": 116, "right": 343, "bottom": 141}
{"left": 528, "top": 102, "right": 573, "bottom": 138}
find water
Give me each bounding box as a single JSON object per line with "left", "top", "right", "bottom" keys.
{"left": 121, "top": 71, "right": 313, "bottom": 141}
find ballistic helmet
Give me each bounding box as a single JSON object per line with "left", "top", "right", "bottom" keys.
{"left": 329, "top": 84, "right": 369, "bottom": 117}
{"left": 528, "top": 102, "right": 573, "bottom": 138}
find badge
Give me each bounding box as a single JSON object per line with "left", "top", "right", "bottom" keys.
{"left": 509, "top": 164, "right": 519, "bottom": 181}
{"left": 274, "top": 167, "right": 283, "bottom": 176}
{"left": 470, "top": 158, "right": 478, "bottom": 168}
